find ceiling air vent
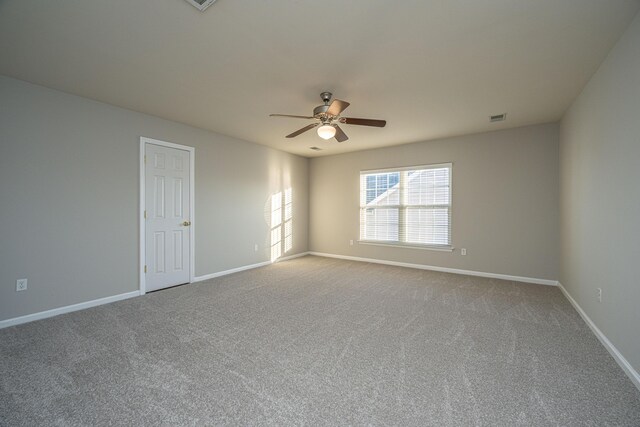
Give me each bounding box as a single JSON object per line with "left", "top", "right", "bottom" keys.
{"left": 490, "top": 113, "right": 507, "bottom": 122}
{"left": 184, "top": 0, "right": 217, "bottom": 12}
{"left": 309, "top": 147, "right": 322, "bottom": 151}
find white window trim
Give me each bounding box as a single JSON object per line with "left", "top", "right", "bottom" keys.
{"left": 358, "top": 240, "right": 454, "bottom": 252}
{"left": 361, "top": 162, "right": 453, "bottom": 174}
{"left": 359, "top": 162, "right": 453, "bottom": 249}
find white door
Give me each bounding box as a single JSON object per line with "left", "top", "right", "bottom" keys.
{"left": 145, "top": 143, "right": 191, "bottom": 292}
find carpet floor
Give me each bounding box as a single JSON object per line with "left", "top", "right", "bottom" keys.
{"left": 1, "top": 255, "right": 639, "bottom": 426}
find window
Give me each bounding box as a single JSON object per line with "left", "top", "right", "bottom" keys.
{"left": 359, "top": 163, "right": 452, "bottom": 249}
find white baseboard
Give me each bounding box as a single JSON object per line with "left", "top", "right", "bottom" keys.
{"left": 274, "top": 251, "right": 310, "bottom": 263}
{"left": 557, "top": 282, "right": 640, "bottom": 391}
{"left": 193, "top": 251, "right": 310, "bottom": 283}
{"left": 0, "top": 291, "right": 141, "bottom": 330}
{"left": 193, "top": 261, "right": 271, "bottom": 282}
{"left": 308, "top": 252, "right": 558, "bottom": 286}
{"left": 1, "top": 252, "right": 312, "bottom": 329}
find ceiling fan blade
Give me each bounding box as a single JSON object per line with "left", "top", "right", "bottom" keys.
{"left": 334, "top": 125, "right": 349, "bottom": 143}
{"left": 270, "top": 114, "right": 315, "bottom": 119}
{"left": 340, "top": 117, "right": 387, "bottom": 127}
{"left": 286, "top": 123, "right": 319, "bottom": 138}
{"left": 326, "top": 99, "right": 350, "bottom": 116}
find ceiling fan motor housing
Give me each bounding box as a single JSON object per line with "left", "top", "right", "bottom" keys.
{"left": 313, "top": 91, "right": 334, "bottom": 122}
{"left": 314, "top": 91, "right": 334, "bottom": 120}
{"left": 313, "top": 104, "right": 331, "bottom": 118}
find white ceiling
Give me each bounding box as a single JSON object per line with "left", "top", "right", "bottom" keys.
{"left": 1, "top": 0, "right": 639, "bottom": 157}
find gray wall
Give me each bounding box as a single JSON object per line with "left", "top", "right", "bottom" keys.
{"left": 0, "top": 76, "right": 309, "bottom": 321}
{"left": 309, "top": 123, "right": 559, "bottom": 281}
{"left": 560, "top": 12, "right": 640, "bottom": 372}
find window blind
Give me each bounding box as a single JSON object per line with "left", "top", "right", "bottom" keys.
{"left": 359, "top": 163, "right": 452, "bottom": 248}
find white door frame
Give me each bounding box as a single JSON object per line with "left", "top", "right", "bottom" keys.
{"left": 139, "top": 136, "right": 195, "bottom": 295}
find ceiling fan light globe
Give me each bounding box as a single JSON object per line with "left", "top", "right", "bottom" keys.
{"left": 317, "top": 124, "right": 336, "bottom": 140}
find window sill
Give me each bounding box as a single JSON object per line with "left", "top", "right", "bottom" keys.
{"left": 357, "top": 240, "right": 454, "bottom": 252}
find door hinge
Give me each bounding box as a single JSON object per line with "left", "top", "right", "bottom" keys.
{"left": 144, "top": 210, "right": 147, "bottom": 219}
{"left": 144, "top": 155, "right": 147, "bottom": 164}
{"left": 144, "top": 265, "right": 147, "bottom": 273}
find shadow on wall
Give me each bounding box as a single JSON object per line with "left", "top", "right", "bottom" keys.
{"left": 265, "top": 188, "right": 293, "bottom": 262}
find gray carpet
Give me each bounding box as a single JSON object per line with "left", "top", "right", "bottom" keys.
{"left": 1, "top": 256, "right": 639, "bottom": 426}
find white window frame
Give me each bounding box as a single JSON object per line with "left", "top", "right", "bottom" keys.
{"left": 359, "top": 163, "right": 453, "bottom": 251}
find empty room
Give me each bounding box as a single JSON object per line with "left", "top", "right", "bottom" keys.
{"left": 1, "top": 0, "right": 639, "bottom": 425}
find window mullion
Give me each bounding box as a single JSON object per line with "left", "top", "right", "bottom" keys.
{"left": 399, "top": 171, "right": 407, "bottom": 243}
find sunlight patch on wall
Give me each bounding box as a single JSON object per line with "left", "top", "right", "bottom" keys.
{"left": 271, "top": 191, "right": 282, "bottom": 261}
{"left": 270, "top": 188, "right": 293, "bottom": 262}
{"left": 284, "top": 188, "right": 293, "bottom": 253}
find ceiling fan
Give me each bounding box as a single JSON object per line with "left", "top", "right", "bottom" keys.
{"left": 270, "top": 92, "right": 386, "bottom": 142}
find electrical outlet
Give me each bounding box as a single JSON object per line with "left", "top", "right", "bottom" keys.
{"left": 461, "top": 248, "right": 467, "bottom": 256}
{"left": 597, "top": 288, "right": 602, "bottom": 303}
{"left": 16, "top": 279, "right": 27, "bottom": 292}
{"left": 349, "top": 239, "right": 354, "bottom": 246}
{"left": 254, "top": 244, "right": 258, "bottom": 252}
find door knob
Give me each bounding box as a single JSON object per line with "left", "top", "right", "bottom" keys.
{"left": 182, "top": 221, "right": 191, "bottom": 226}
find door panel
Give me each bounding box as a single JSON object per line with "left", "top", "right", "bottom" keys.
{"left": 145, "top": 143, "right": 191, "bottom": 291}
